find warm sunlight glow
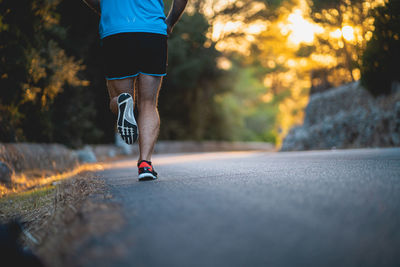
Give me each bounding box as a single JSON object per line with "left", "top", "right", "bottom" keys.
{"left": 311, "top": 54, "right": 337, "bottom": 68}
{"left": 261, "top": 92, "right": 273, "bottom": 103}
{"left": 212, "top": 21, "right": 243, "bottom": 41}
{"left": 263, "top": 76, "right": 273, "bottom": 87}
{"left": 352, "top": 68, "right": 361, "bottom": 80}
{"left": 217, "top": 57, "right": 232, "bottom": 70}
{"left": 330, "top": 29, "right": 342, "bottom": 39}
{"left": 279, "top": 9, "right": 324, "bottom": 46}
{"left": 1, "top": 163, "right": 105, "bottom": 197}
{"left": 247, "top": 22, "right": 267, "bottom": 34}
{"left": 342, "top": 25, "right": 355, "bottom": 41}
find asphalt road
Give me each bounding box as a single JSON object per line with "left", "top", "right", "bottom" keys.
{"left": 81, "top": 148, "right": 400, "bottom": 267}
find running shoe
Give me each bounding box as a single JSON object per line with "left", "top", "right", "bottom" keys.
{"left": 117, "top": 93, "right": 138, "bottom": 145}
{"left": 138, "top": 160, "right": 158, "bottom": 181}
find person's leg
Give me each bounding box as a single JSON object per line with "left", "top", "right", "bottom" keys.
{"left": 107, "top": 77, "right": 139, "bottom": 144}
{"left": 106, "top": 77, "right": 136, "bottom": 115}
{"left": 137, "top": 74, "right": 163, "bottom": 162}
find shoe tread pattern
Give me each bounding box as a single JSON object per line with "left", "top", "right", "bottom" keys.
{"left": 117, "top": 93, "right": 138, "bottom": 145}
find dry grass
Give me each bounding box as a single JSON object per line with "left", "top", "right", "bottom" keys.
{"left": 0, "top": 172, "right": 124, "bottom": 267}
{"left": 0, "top": 163, "right": 105, "bottom": 198}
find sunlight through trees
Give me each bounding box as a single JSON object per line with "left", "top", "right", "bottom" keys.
{"left": 0, "top": 0, "right": 395, "bottom": 146}
{"left": 193, "top": 0, "right": 388, "bottom": 144}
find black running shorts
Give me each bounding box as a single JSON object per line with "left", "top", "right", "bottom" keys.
{"left": 101, "top": 32, "right": 168, "bottom": 80}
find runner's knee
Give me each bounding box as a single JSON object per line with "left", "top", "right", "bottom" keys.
{"left": 138, "top": 92, "right": 157, "bottom": 107}
{"left": 106, "top": 78, "right": 136, "bottom": 99}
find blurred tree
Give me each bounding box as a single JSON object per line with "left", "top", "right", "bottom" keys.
{"left": 223, "top": 0, "right": 312, "bottom": 144}
{"left": 195, "top": 0, "right": 293, "bottom": 55}
{"left": 309, "top": 0, "right": 381, "bottom": 92}
{"left": 0, "top": 0, "right": 99, "bottom": 146}
{"left": 222, "top": 0, "right": 384, "bottom": 143}
{"left": 185, "top": 0, "right": 296, "bottom": 144}
{"left": 56, "top": 0, "right": 112, "bottom": 145}
{"left": 361, "top": 0, "right": 400, "bottom": 96}
{"left": 159, "top": 11, "right": 231, "bottom": 140}
{"left": 215, "top": 62, "right": 278, "bottom": 142}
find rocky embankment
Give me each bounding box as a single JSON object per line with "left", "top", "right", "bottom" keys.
{"left": 281, "top": 82, "right": 400, "bottom": 151}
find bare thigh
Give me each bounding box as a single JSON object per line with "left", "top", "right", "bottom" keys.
{"left": 137, "top": 74, "right": 163, "bottom": 107}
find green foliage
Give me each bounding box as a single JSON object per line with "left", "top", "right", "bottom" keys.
{"left": 361, "top": 0, "right": 400, "bottom": 96}
{"left": 0, "top": 0, "right": 100, "bottom": 146}
{"left": 56, "top": 0, "right": 113, "bottom": 146}
{"left": 159, "top": 12, "right": 230, "bottom": 140}
{"left": 215, "top": 64, "right": 278, "bottom": 142}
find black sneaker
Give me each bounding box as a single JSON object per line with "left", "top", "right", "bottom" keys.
{"left": 117, "top": 93, "right": 138, "bottom": 145}
{"left": 138, "top": 160, "right": 158, "bottom": 181}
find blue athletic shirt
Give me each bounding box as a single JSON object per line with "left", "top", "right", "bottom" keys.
{"left": 99, "top": 0, "right": 167, "bottom": 39}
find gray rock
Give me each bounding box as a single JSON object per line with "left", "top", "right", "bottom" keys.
{"left": 108, "top": 149, "right": 117, "bottom": 158}
{"left": 77, "top": 147, "right": 97, "bottom": 163}
{"left": 304, "top": 81, "right": 374, "bottom": 126}
{"left": 0, "top": 161, "right": 14, "bottom": 186}
{"left": 282, "top": 82, "right": 400, "bottom": 151}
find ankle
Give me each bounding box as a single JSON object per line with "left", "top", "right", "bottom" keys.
{"left": 138, "top": 159, "right": 152, "bottom": 166}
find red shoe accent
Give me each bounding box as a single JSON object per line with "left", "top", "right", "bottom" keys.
{"left": 138, "top": 161, "right": 153, "bottom": 172}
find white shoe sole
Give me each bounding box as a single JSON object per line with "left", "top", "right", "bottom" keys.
{"left": 138, "top": 173, "right": 157, "bottom": 181}
{"left": 117, "top": 93, "right": 138, "bottom": 145}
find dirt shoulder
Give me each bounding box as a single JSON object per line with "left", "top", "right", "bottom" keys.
{"left": 0, "top": 171, "right": 124, "bottom": 267}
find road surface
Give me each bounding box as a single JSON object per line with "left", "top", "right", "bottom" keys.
{"left": 79, "top": 148, "right": 400, "bottom": 267}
